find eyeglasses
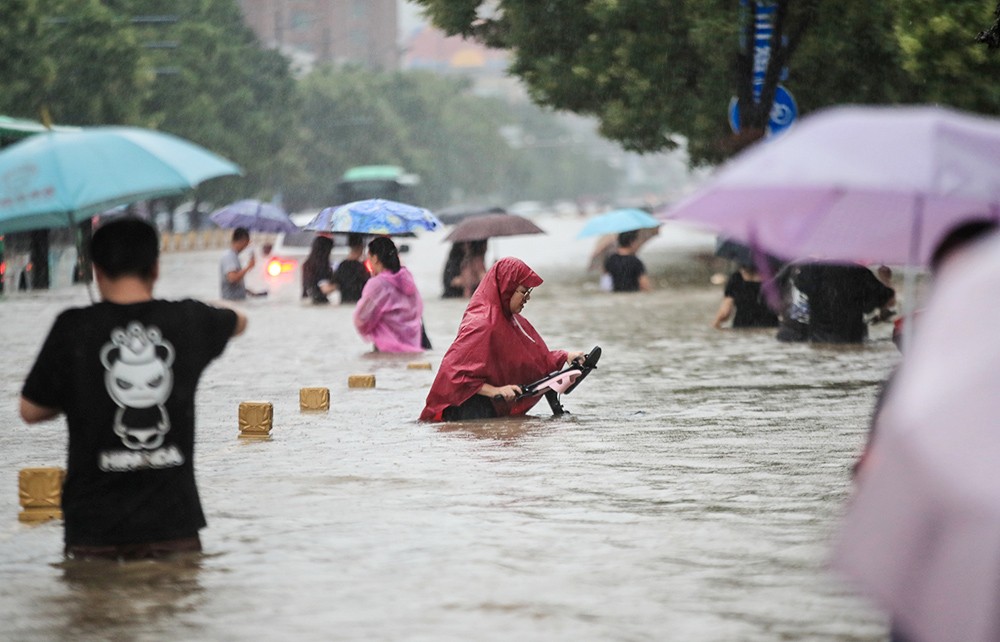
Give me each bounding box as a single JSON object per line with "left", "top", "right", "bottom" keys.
{"left": 516, "top": 287, "right": 533, "bottom": 298}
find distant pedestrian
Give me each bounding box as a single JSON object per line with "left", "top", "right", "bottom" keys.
{"left": 603, "top": 230, "right": 651, "bottom": 292}
{"left": 793, "top": 263, "right": 894, "bottom": 344}
{"left": 712, "top": 262, "right": 779, "bottom": 329}
{"left": 19, "top": 217, "right": 247, "bottom": 560}
{"left": 219, "top": 227, "right": 265, "bottom": 300}
{"left": 332, "top": 233, "right": 370, "bottom": 304}
{"left": 301, "top": 235, "right": 336, "bottom": 304}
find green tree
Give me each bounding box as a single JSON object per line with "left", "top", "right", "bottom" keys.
{"left": 288, "top": 67, "right": 619, "bottom": 209}
{"left": 107, "top": 0, "right": 299, "bottom": 204}
{"left": 413, "top": 1, "right": 997, "bottom": 164}
{"left": 0, "top": 0, "right": 150, "bottom": 125}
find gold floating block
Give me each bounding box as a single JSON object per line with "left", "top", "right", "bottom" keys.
{"left": 18, "top": 467, "right": 65, "bottom": 523}
{"left": 238, "top": 401, "right": 273, "bottom": 439}
{"left": 299, "top": 387, "right": 330, "bottom": 411}
{"left": 348, "top": 374, "right": 376, "bottom": 389}
{"left": 407, "top": 362, "right": 432, "bottom": 370}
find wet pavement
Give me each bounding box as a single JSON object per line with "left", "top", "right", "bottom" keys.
{"left": 0, "top": 215, "right": 896, "bottom": 640}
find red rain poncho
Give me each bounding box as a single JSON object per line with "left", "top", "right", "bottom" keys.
{"left": 420, "top": 257, "right": 568, "bottom": 421}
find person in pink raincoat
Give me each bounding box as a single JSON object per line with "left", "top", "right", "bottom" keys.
{"left": 353, "top": 237, "right": 425, "bottom": 353}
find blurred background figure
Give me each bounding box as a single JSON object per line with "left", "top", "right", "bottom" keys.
{"left": 301, "top": 235, "right": 335, "bottom": 304}
{"left": 441, "top": 243, "right": 465, "bottom": 298}
{"left": 459, "top": 240, "right": 488, "bottom": 297}
{"left": 792, "top": 262, "right": 894, "bottom": 344}
{"left": 775, "top": 264, "right": 811, "bottom": 342}
{"left": 332, "top": 233, "right": 369, "bottom": 305}
{"left": 220, "top": 227, "right": 266, "bottom": 300}
{"left": 603, "top": 230, "right": 652, "bottom": 292}
{"left": 441, "top": 240, "right": 489, "bottom": 299}
{"left": 712, "top": 261, "right": 779, "bottom": 329}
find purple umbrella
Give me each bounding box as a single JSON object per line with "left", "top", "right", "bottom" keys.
{"left": 660, "top": 105, "right": 1000, "bottom": 267}
{"left": 832, "top": 232, "right": 1000, "bottom": 642}
{"left": 209, "top": 199, "right": 298, "bottom": 234}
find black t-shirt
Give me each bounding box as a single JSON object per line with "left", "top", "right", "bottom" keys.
{"left": 21, "top": 299, "right": 237, "bottom": 547}
{"left": 794, "top": 264, "right": 894, "bottom": 343}
{"left": 604, "top": 253, "right": 646, "bottom": 292}
{"left": 724, "top": 271, "right": 779, "bottom": 328}
{"left": 333, "top": 260, "right": 370, "bottom": 304}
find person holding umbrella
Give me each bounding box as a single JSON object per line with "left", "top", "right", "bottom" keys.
{"left": 604, "top": 230, "right": 652, "bottom": 292}
{"left": 220, "top": 227, "right": 266, "bottom": 300}
{"left": 353, "top": 237, "right": 425, "bottom": 353}
{"left": 420, "top": 257, "right": 584, "bottom": 422}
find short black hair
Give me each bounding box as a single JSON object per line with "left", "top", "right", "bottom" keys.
{"left": 90, "top": 217, "right": 159, "bottom": 280}
{"left": 347, "top": 233, "right": 365, "bottom": 249}
{"left": 930, "top": 218, "right": 999, "bottom": 273}
{"left": 232, "top": 227, "right": 250, "bottom": 243}
{"left": 618, "top": 230, "right": 638, "bottom": 247}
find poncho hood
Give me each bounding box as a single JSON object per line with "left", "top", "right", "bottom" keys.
{"left": 419, "top": 258, "right": 566, "bottom": 421}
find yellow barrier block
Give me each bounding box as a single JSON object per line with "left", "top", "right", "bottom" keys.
{"left": 348, "top": 374, "right": 376, "bottom": 389}
{"left": 238, "top": 401, "right": 273, "bottom": 439}
{"left": 18, "top": 467, "right": 65, "bottom": 523}
{"left": 299, "top": 387, "right": 330, "bottom": 411}
{"left": 407, "top": 362, "right": 432, "bottom": 370}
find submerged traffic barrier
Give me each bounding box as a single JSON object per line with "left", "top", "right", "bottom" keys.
{"left": 299, "top": 387, "right": 330, "bottom": 411}
{"left": 348, "top": 374, "right": 376, "bottom": 389}
{"left": 18, "top": 467, "right": 65, "bottom": 523}
{"left": 407, "top": 362, "right": 432, "bottom": 370}
{"left": 238, "top": 401, "right": 273, "bottom": 439}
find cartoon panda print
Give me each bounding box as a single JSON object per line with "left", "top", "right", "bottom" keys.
{"left": 99, "top": 321, "right": 175, "bottom": 450}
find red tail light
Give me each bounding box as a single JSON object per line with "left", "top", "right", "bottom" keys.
{"left": 267, "top": 258, "right": 295, "bottom": 276}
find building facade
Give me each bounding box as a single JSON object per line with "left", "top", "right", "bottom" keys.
{"left": 238, "top": 0, "right": 399, "bottom": 71}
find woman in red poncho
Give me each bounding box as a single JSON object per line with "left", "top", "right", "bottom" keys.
{"left": 420, "top": 257, "right": 583, "bottom": 421}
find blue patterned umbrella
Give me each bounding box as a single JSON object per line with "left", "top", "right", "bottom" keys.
{"left": 304, "top": 199, "right": 441, "bottom": 235}
{"left": 209, "top": 199, "right": 298, "bottom": 234}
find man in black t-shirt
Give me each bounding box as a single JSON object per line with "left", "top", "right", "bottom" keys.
{"left": 20, "top": 218, "right": 247, "bottom": 560}
{"left": 603, "top": 230, "right": 651, "bottom": 292}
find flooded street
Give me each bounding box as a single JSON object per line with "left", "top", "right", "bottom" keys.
{"left": 0, "top": 215, "right": 896, "bottom": 640}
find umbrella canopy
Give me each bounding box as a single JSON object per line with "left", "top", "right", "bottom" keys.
{"left": 444, "top": 213, "right": 545, "bottom": 243}
{"left": 209, "top": 199, "right": 298, "bottom": 234}
{"left": 832, "top": 232, "right": 1000, "bottom": 642}
{"left": 660, "top": 105, "right": 1000, "bottom": 267}
{"left": 0, "top": 126, "right": 241, "bottom": 234}
{"left": 436, "top": 203, "right": 506, "bottom": 226}
{"left": 304, "top": 198, "right": 441, "bottom": 236}
{"left": 577, "top": 208, "right": 661, "bottom": 239}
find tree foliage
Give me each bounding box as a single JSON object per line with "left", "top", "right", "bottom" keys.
{"left": 287, "top": 67, "right": 621, "bottom": 209}
{"left": 0, "top": 0, "right": 150, "bottom": 125}
{"left": 413, "top": 0, "right": 1000, "bottom": 164}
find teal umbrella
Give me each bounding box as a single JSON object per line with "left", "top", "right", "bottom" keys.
{"left": 0, "top": 126, "right": 241, "bottom": 234}
{"left": 576, "top": 208, "right": 661, "bottom": 238}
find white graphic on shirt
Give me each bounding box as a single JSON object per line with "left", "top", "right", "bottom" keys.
{"left": 99, "top": 322, "right": 175, "bottom": 453}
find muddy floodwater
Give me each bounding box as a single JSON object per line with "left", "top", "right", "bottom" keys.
{"left": 0, "top": 215, "right": 897, "bottom": 640}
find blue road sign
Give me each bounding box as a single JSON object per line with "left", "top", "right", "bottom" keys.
{"left": 728, "top": 84, "right": 798, "bottom": 138}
